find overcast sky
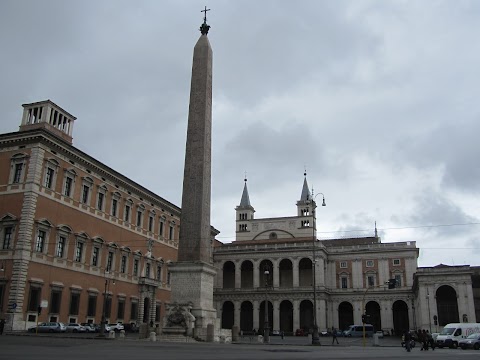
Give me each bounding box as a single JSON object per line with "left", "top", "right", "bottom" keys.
{"left": 1, "top": 0, "right": 480, "bottom": 267}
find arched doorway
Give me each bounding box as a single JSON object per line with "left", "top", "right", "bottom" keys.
{"left": 365, "top": 301, "right": 381, "bottom": 331}
{"left": 143, "top": 297, "right": 150, "bottom": 323}
{"left": 221, "top": 301, "right": 234, "bottom": 329}
{"left": 338, "top": 301, "right": 354, "bottom": 331}
{"left": 298, "top": 258, "right": 312, "bottom": 286}
{"left": 241, "top": 261, "right": 253, "bottom": 288}
{"left": 436, "top": 285, "right": 459, "bottom": 326}
{"left": 240, "top": 301, "right": 253, "bottom": 332}
{"left": 279, "top": 259, "right": 293, "bottom": 288}
{"left": 279, "top": 300, "right": 293, "bottom": 333}
{"left": 392, "top": 300, "right": 409, "bottom": 335}
{"left": 223, "top": 261, "right": 235, "bottom": 289}
{"left": 259, "top": 260, "right": 273, "bottom": 288}
{"left": 299, "top": 299, "right": 313, "bottom": 332}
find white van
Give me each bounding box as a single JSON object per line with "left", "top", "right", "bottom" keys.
{"left": 343, "top": 324, "right": 375, "bottom": 337}
{"left": 436, "top": 323, "right": 480, "bottom": 349}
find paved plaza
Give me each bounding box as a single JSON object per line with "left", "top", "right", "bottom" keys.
{"left": 0, "top": 334, "right": 477, "bottom": 360}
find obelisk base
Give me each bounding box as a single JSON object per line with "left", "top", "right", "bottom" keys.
{"left": 169, "top": 261, "right": 218, "bottom": 341}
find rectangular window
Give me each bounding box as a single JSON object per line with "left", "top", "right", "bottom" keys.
{"left": 341, "top": 277, "right": 348, "bottom": 289}
{"left": 136, "top": 211, "right": 142, "bottom": 227}
{"left": 169, "top": 225, "right": 174, "bottom": 240}
{"left": 155, "top": 304, "right": 161, "bottom": 322}
{"left": 92, "top": 247, "right": 99, "bottom": 267}
{"left": 28, "top": 287, "right": 41, "bottom": 312}
{"left": 393, "top": 259, "right": 400, "bottom": 266}
{"left": 159, "top": 221, "right": 164, "bottom": 237}
{"left": 56, "top": 236, "right": 66, "bottom": 257}
{"left": 87, "top": 294, "right": 97, "bottom": 317}
{"left": 395, "top": 274, "right": 402, "bottom": 287}
{"left": 82, "top": 185, "right": 90, "bottom": 204}
{"left": 64, "top": 177, "right": 73, "bottom": 197}
{"left": 112, "top": 199, "right": 118, "bottom": 217}
{"left": 74, "top": 242, "right": 83, "bottom": 262}
{"left": 107, "top": 251, "right": 113, "bottom": 271}
{"left": 13, "top": 163, "right": 23, "bottom": 183}
{"left": 35, "top": 230, "right": 46, "bottom": 252}
{"left": 50, "top": 289, "right": 62, "bottom": 313}
{"left": 156, "top": 266, "right": 162, "bottom": 281}
{"left": 69, "top": 293, "right": 80, "bottom": 315}
{"left": 167, "top": 271, "right": 171, "bottom": 285}
{"left": 121, "top": 255, "right": 127, "bottom": 274}
{"left": 117, "top": 299, "right": 125, "bottom": 319}
{"left": 124, "top": 205, "right": 130, "bottom": 222}
{"left": 105, "top": 297, "right": 112, "bottom": 319}
{"left": 368, "top": 275, "right": 375, "bottom": 287}
{"left": 45, "top": 167, "right": 54, "bottom": 188}
{"left": 130, "top": 302, "right": 138, "bottom": 321}
{"left": 97, "top": 192, "right": 104, "bottom": 210}
{"left": 3, "top": 226, "right": 13, "bottom": 249}
{"left": 145, "top": 263, "right": 151, "bottom": 278}
{"left": 340, "top": 261, "right": 347, "bottom": 268}
{"left": 148, "top": 216, "right": 153, "bottom": 232}
{"left": 133, "top": 259, "right": 139, "bottom": 276}
{"left": 366, "top": 260, "right": 374, "bottom": 267}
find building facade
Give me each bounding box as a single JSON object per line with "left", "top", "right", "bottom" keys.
{"left": 212, "top": 177, "right": 480, "bottom": 335}
{"left": 0, "top": 100, "right": 181, "bottom": 331}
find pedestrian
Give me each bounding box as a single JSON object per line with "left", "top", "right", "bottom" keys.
{"left": 0, "top": 318, "right": 5, "bottom": 335}
{"left": 332, "top": 327, "right": 339, "bottom": 345}
{"left": 422, "top": 330, "right": 428, "bottom": 351}
{"left": 403, "top": 330, "right": 411, "bottom": 352}
{"left": 281, "top": 330, "right": 284, "bottom": 340}
{"left": 426, "top": 330, "right": 435, "bottom": 351}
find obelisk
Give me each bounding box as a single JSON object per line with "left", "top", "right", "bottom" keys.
{"left": 168, "top": 9, "right": 217, "bottom": 336}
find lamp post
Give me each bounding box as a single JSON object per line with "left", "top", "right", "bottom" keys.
{"left": 263, "top": 265, "right": 270, "bottom": 344}
{"left": 99, "top": 270, "right": 114, "bottom": 337}
{"left": 426, "top": 290, "right": 432, "bottom": 333}
{"left": 309, "top": 191, "right": 325, "bottom": 346}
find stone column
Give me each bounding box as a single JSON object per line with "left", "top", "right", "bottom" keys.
{"left": 273, "top": 300, "right": 280, "bottom": 331}
{"left": 253, "top": 261, "right": 260, "bottom": 288}
{"left": 235, "top": 262, "right": 241, "bottom": 289}
{"left": 273, "top": 260, "right": 279, "bottom": 289}
{"left": 253, "top": 300, "right": 259, "bottom": 331}
{"left": 234, "top": 301, "right": 241, "bottom": 329}
{"left": 293, "top": 299, "right": 300, "bottom": 332}
{"left": 292, "top": 259, "right": 299, "bottom": 287}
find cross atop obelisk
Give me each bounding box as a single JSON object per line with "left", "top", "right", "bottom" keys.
{"left": 200, "top": 6, "right": 211, "bottom": 35}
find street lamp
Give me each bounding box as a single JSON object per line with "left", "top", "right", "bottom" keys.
{"left": 309, "top": 190, "right": 326, "bottom": 346}
{"left": 263, "top": 264, "right": 270, "bottom": 344}
{"left": 426, "top": 290, "right": 432, "bottom": 333}
{"left": 99, "top": 270, "right": 115, "bottom": 337}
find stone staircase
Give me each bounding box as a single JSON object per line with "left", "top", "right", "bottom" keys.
{"left": 157, "top": 334, "right": 198, "bottom": 343}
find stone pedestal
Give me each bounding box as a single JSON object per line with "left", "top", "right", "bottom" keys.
{"left": 169, "top": 261, "right": 217, "bottom": 334}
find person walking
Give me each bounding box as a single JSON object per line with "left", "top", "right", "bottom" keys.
{"left": 426, "top": 330, "right": 435, "bottom": 350}
{"left": 422, "top": 329, "right": 429, "bottom": 350}
{"left": 332, "top": 327, "right": 339, "bottom": 345}
{"left": 404, "top": 330, "right": 412, "bottom": 352}
{"left": 0, "top": 318, "right": 5, "bottom": 335}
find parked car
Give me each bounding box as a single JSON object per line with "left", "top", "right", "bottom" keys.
{"left": 271, "top": 330, "right": 280, "bottom": 336}
{"left": 108, "top": 323, "right": 124, "bottom": 332}
{"left": 459, "top": 333, "right": 480, "bottom": 350}
{"left": 80, "top": 323, "right": 96, "bottom": 332}
{"left": 66, "top": 323, "right": 87, "bottom": 333}
{"left": 123, "top": 323, "right": 139, "bottom": 333}
{"left": 376, "top": 330, "right": 384, "bottom": 339}
{"left": 295, "top": 328, "right": 306, "bottom": 336}
{"left": 28, "top": 322, "right": 66, "bottom": 333}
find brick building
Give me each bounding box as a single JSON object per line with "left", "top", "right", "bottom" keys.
{"left": 0, "top": 100, "right": 181, "bottom": 331}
